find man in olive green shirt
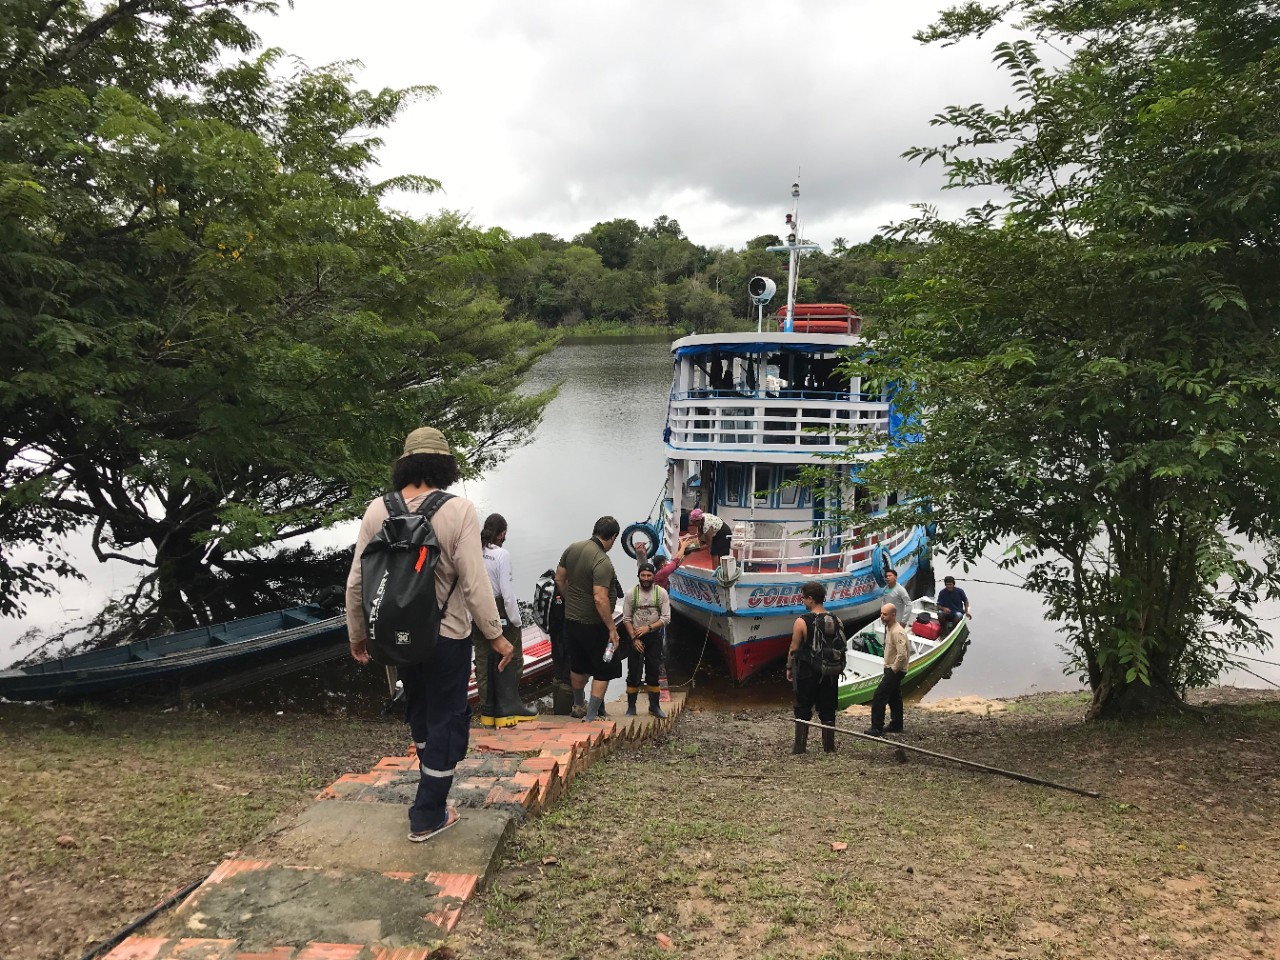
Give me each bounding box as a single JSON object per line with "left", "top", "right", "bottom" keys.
{"left": 555, "top": 516, "right": 621, "bottom": 721}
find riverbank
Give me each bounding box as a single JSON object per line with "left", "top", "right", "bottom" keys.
{"left": 1, "top": 689, "right": 1276, "bottom": 960}
{"left": 464, "top": 687, "right": 1280, "bottom": 960}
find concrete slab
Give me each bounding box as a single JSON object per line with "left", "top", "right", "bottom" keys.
{"left": 122, "top": 687, "right": 688, "bottom": 960}
{"left": 257, "top": 801, "right": 514, "bottom": 879}
{"left": 153, "top": 862, "right": 456, "bottom": 950}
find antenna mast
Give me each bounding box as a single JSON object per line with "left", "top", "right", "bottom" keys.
{"left": 766, "top": 180, "right": 820, "bottom": 332}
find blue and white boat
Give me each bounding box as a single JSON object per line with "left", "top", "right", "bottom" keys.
{"left": 628, "top": 184, "right": 929, "bottom": 683}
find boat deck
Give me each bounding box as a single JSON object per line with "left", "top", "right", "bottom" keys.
{"left": 678, "top": 549, "right": 845, "bottom": 576}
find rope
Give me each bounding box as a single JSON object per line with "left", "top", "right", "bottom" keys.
{"left": 1231, "top": 663, "right": 1280, "bottom": 690}
{"left": 666, "top": 618, "right": 714, "bottom": 692}
{"left": 646, "top": 482, "right": 665, "bottom": 526}
{"left": 1233, "top": 652, "right": 1280, "bottom": 669}
{"left": 952, "top": 576, "right": 1029, "bottom": 589}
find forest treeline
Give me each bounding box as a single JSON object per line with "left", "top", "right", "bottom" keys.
{"left": 492, "top": 216, "right": 910, "bottom": 332}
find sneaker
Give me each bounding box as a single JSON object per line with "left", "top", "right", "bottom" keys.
{"left": 884, "top": 724, "right": 904, "bottom": 733}
{"left": 570, "top": 704, "right": 586, "bottom": 719}
{"left": 863, "top": 727, "right": 885, "bottom": 737}
{"left": 408, "top": 807, "right": 459, "bottom": 843}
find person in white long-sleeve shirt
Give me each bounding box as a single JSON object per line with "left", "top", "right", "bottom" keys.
{"left": 477, "top": 514, "right": 536, "bottom": 724}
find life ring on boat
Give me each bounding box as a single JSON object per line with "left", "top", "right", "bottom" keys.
{"left": 621, "top": 522, "right": 661, "bottom": 560}
{"left": 871, "top": 543, "right": 889, "bottom": 587}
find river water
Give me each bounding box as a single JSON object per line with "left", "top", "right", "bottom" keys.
{"left": 4, "top": 339, "right": 1277, "bottom": 702}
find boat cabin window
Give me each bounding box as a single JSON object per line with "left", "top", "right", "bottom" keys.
{"left": 779, "top": 466, "right": 801, "bottom": 506}
{"left": 681, "top": 348, "right": 849, "bottom": 401}
{"left": 722, "top": 464, "right": 743, "bottom": 506}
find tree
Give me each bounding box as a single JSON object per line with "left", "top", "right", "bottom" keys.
{"left": 646, "top": 215, "right": 685, "bottom": 240}
{"left": 574, "top": 218, "right": 641, "bottom": 270}
{"left": 845, "top": 0, "right": 1280, "bottom": 718}
{"left": 0, "top": 1, "right": 553, "bottom": 634}
{"left": 669, "top": 279, "right": 734, "bottom": 333}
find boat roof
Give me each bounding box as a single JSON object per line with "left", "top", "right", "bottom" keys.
{"left": 672, "top": 332, "right": 859, "bottom": 354}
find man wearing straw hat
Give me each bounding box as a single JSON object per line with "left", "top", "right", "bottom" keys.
{"left": 346, "top": 427, "right": 513, "bottom": 842}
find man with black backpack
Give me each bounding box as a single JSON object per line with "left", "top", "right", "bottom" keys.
{"left": 785, "top": 581, "right": 847, "bottom": 754}
{"left": 346, "top": 427, "right": 513, "bottom": 843}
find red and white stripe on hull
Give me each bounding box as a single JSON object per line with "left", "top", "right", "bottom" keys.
{"left": 668, "top": 561, "right": 925, "bottom": 684}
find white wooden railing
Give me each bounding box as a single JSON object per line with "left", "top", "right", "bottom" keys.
{"left": 667, "top": 397, "right": 890, "bottom": 452}
{"left": 731, "top": 523, "right": 915, "bottom": 573}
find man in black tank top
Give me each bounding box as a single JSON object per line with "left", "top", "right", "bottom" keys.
{"left": 785, "top": 581, "right": 840, "bottom": 754}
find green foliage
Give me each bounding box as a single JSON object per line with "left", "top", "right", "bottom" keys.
{"left": 497, "top": 220, "right": 912, "bottom": 333}
{"left": 845, "top": 0, "right": 1280, "bottom": 717}
{"left": 0, "top": 0, "right": 553, "bottom": 630}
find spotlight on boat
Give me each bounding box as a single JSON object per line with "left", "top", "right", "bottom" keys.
{"left": 748, "top": 276, "right": 776, "bottom": 304}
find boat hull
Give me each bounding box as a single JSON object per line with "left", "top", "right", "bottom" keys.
{"left": 667, "top": 528, "right": 931, "bottom": 683}
{"left": 837, "top": 608, "right": 969, "bottom": 708}
{"left": 0, "top": 605, "right": 347, "bottom": 702}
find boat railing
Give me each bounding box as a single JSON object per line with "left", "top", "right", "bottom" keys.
{"left": 731, "top": 523, "right": 917, "bottom": 573}
{"left": 668, "top": 397, "right": 889, "bottom": 451}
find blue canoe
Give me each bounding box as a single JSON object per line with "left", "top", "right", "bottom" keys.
{"left": 0, "top": 604, "right": 347, "bottom": 702}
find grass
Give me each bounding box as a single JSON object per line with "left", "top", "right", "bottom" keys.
{"left": 458, "top": 689, "right": 1280, "bottom": 960}
{"left": 0, "top": 704, "right": 406, "bottom": 960}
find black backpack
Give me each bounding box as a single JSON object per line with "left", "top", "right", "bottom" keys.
{"left": 804, "top": 612, "right": 847, "bottom": 678}
{"left": 360, "top": 490, "right": 456, "bottom": 666}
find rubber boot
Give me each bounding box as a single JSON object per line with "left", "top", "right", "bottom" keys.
{"left": 648, "top": 692, "right": 667, "bottom": 719}
{"left": 553, "top": 682, "right": 575, "bottom": 716}
{"left": 479, "top": 651, "right": 502, "bottom": 727}
{"left": 791, "top": 722, "right": 808, "bottom": 755}
{"left": 625, "top": 692, "right": 638, "bottom": 716}
{"left": 481, "top": 653, "right": 538, "bottom": 727}
{"left": 822, "top": 726, "right": 836, "bottom": 753}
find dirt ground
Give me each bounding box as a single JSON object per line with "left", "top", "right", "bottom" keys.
{"left": 1, "top": 689, "right": 1276, "bottom": 960}
{"left": 455, "top": 688, "right": 1280, "bottom": 960}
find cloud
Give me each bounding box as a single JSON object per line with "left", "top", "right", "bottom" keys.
{"left": 249, "top": 0, "right": 1018, "bottom": 247}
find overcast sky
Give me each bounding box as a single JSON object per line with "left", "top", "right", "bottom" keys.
{"left": 250, "top": 1, "right": 1015, "bottom": 250}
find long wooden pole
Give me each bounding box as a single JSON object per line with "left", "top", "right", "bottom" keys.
{"left": 794, "top": 718, "right": 1102, "bottom": 799}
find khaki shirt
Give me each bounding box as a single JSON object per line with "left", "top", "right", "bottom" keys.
{"left": 558, "top": 537, "right": 618, "bottom": 625}
{"left": 345, "top": 490, "right": 503, "bottom": 644}
{"left": 884, "top": 621, "right": 910, "bottom": 674}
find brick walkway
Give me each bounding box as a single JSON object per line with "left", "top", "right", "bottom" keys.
{"left": 102, "top": 693, "right": 686, "bottom": 960}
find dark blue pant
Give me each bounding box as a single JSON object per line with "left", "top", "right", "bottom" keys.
{"left": 402, "top": 635, "right": 472, "bottom": 833}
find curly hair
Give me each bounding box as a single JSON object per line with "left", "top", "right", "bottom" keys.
{"left": 392, "top": 453, "right": 460, "bottom": 491}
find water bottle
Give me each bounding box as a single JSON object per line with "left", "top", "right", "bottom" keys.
{"left": 602, "top": 641, "right": 615, "bottom": 663}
